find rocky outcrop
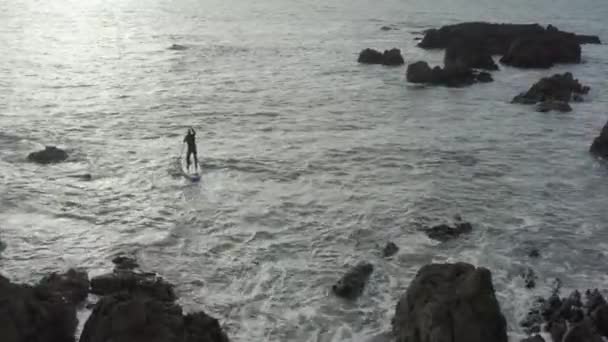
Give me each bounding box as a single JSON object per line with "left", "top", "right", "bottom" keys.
{"left": 590, "top": 120, "right": 608, "bottom": 158}
{"left": 0, "top": 274, "right": 80, "bottom": 342}
{"left": 512, "top": 73, "right": 589, "bottom": 112}
{"left": 521, "top": 267, "right": 537, "bottom": 289}
{"left": 520, "top": 289, "right": 608, "bottom": 342}
{"left": 444, "top": 39, "right": 498, "bottom": 70}
{"left": 358, "top": 48, "right": 404, "bottom": 66}
{"left": 406, "top": 61, "right": 492, "bottom": 87}
{"left": 27, "top": 146, "right": 68, "bottom": 164}
{"left": 424, "top": 220, "right": 473, "bottom": 241}
{"left": 80, "top": 292, "right": 229, "bottom": 342}
{"left": 418, "top": 22, "right": 600, "bottom": 52}
{"left": 382, "top": 242, "right": 399, "bottom": 257}
{"left": 500, "top": 34, "right": 581, "bottom": 68}
{"left": 393, "top": 263, "right": 507, "bottom": 342}
{"left": 332, "top": 262, "right": 374, "bottom": 299}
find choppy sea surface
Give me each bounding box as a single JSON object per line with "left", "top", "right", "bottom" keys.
{"left": 2, "top": 0, "right": 608, "bottom": 340}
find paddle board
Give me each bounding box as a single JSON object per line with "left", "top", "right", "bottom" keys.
{"left": 179, "top": 156, "right": 201, "bottom": 182}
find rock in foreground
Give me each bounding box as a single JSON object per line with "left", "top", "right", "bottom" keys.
{"left": 512, "top": 72, "right": 589, "bottom": 112}
{"left": 393, "top": 263, "right": 507, "bottom": 342}
{"left": 358, "top": 48, "right": 404, "bottom": 66}
{"left": 590, "top": 120, "right": 608, "bottom": 159}
{"left": 27, "top": 146, "right": 68, "bottom": 164}
{"left": 0, "top": 274, "right": 80, "bottom": 342}
{"left": 90, "top": 267, "right": 176, "bottom": 302}
{"left": 406, "top": 61, "right": 492, "bottom": 87}
{"left": 80, "top": 292, "right": 229, "bottom": 342}
{"left": 332, "top": 262, "right": 374, "bottom": 299}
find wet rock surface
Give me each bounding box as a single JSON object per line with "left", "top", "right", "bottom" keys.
{"left": 332, "top": 262, "right": 374, "bottom": 299}
{"left": 358, "top": 48, "right": 404, "bottom": 66}
{"left": 382, "top": 242, "right": 399, "bottom": 257}
{"left": 590, "top": 119, "right": 608, "bottom": 159}
{"left": 512, "top": 73, "right": 589, "bottom": 112}
{"left": 406, "top": 61, "right": 492, "bottom": 87}
{"left": 393, "top": 263, "right": 507, "bottom": 342}
{"left": 27, "top": 146, "right": 69, "bottom": 164}
{"left": 424, "top": 220, "right": 473, "bottom": 241}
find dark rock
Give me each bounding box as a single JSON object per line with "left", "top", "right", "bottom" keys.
{"left": 418, "top": 22, "right": 599, "bottom": 53}
{"left": 521, "top": 301, "right": 544, "bottom": 335}
{"left": 0, "top": 274, "right": 78, "bottom": 342}
{"left": 358, "top": 48, "right": 383, "bottom": 64}
{"left": 590, "top": 120, "right": 608, "bottom": 159}
{"left": 381, "top": 48, "right": 405, "bottom": 66}
{"left": 512, "top": 73, "right": 589, "bottom": 109}
{"left": 382, "top": 242, "right": 399, "bottom": 257}
{"left": 542, "top": 293, "right": 563, "bottom": 320}
{"left": 358, "top": 48, "right": 404, "bottom": 66}
{"left": 536, "top": 100, "right": 572, "bottom": 113}
{"left": 112, "top": 256, "right": 139, "bottom": 270}
{"left": 90, "top": 269, "right": 176, "bottom": 302}
{"left": 591, "top": 304, "right": 608, "bottom": 337}
{"left": 381, "top": 26, "right": 394, "bottom": 31}
{"left": 79, "top": 292, "right": 229, "bottom": 342}
{"left": 548, "top": 318, "right": 567, "bottom": 342}
{"left": 332, "top": 262, "right": 374, "bottom": 299}
{"left": 168, "top": 44, "right": 188, "bottom": 51}
{"left": 392, "top": 263, "right": 507, "bottom": 342}
{"left": 27, "top": 146, "right": 68, "bottom": 164}
{"left": 500, "top": 33, "right": 581, "bottom": 68}
{"left": 521, "top": 267, "right": 537, "bottom": 289}
{"left": 476, "top": 71, "right": 493, "bottom": 83}
{"left": 584, "top": 289, "right": 607, "bottom": 314}
{"left": 444, "top": 39, "right": 498, "bottom": 70}
{"left": 38, "top": 268, "right": 89, "bottom": 305}
{"left": 406, "top": 61, "right": 434, "bottom": 83}
{"left": 520, "top": 335, "right": 545, "bottom": 342}
{"left": 528, "top": 248, "right": 540, "bottom": 258}
{"left": 425, "top": 221, "right": 473, "bottom": 241}
{"left": 562, "top": 318, "right": 603, "bottom": 342}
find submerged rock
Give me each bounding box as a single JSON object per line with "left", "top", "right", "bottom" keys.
{"left": 27, "top": 146, "right": 68, "bottom": 164}
{"left": 0, "top": 274, "right": 78, "bottom": 342}
{"left": 424, "top": 221, "right": 473, "bottom": 241}
{"left": 521, "top": 267, "right": 537, "bottom": 289}
{"left": 358, "top": 48, "right": 404, "bottom": 66}
{"left": 112, "top": 255, "right": 139, "bottom": 270}
{"left": 168, "top": 44, "right": 188, "bottom": 51}
{"left": 590, "top": 120, "right": 608, "bottom": 159}
{"left": 536, "top": 100, "right": 572, "bottom": 113}
{"left": 80, "top": 292, "right": 229, "bottom": 342}
{"left": 332, "top": 262, "right": 374, "bottom": 299}
{"left": 392, "top": 263, "right": 507, "bottom": 342}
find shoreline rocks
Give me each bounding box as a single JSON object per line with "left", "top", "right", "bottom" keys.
{"left": 358, "top": 48, "right": 405, "bottom": 66}
{"left": 332, "top": 262, "right": 374, "bottom": 299}
{"left": 418, "top": 22, "right": 599, "bottom": 69}
{"left": 512, "top": 73, "right": 589, "bottom": 112}
{"left": 27, "top": 146, "right": 68, "bottom": 164}
{"left": 590, "top": 120, "right": 608, "bottom": 158}
{"left": 393, "top": 263, "right": 507, "bottom": 342}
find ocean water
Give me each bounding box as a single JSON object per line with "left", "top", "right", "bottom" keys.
{"left": 1, "top": 0, "right": 608, "bottom": 340}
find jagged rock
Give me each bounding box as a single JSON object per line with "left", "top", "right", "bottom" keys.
{"left": 562, "top": 318, "right": 603, "bottom": 342}
{"left": 358, "top": 48, "right": 404, "bottom": 66}
{"left": 500, "top": 34, "right": 581, "bottom": 68}
{"left": 406, "top": 61, "right": 491, "bottom": 87}
{"left": 548, "top": 318, "right": 567, "bottom": 342}
{"left": 0, "top": 274, "right": 78, "bottom": 342}
{"left": 332, "top": 262, "right": 374, "bottom": 299}
{"left": 392, "top": 263, "right": 507, "bottom": 342}
{"left": 27, "top": 146, "right": 68, "bottom": 164}
{"left": 38, "top": 268, "right": 89, "bottom": 305}
{"left": 90, "top": 269, "right": 176, "bottom": 302}
{"left": 512, "top": 73, "right": 589, "bottom": 112}
{"left": 590, "top": 120, "right": 608, "bottom": 159}
{"left": 382, "top": 242, "right": 399, "bottom": 257}
{"left": 79, "top": 292, "right": 229, "bottom": 342}
{"left": 425, "top": 221, "right": 473, "bottom": 241}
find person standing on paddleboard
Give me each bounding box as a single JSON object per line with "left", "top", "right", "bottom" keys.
{"left": 183, "top": 128, "right": 198, "bottom": 171}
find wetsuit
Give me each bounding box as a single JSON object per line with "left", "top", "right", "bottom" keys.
{"left": 184, "top": 129, "right": 198, "bottom": 170}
